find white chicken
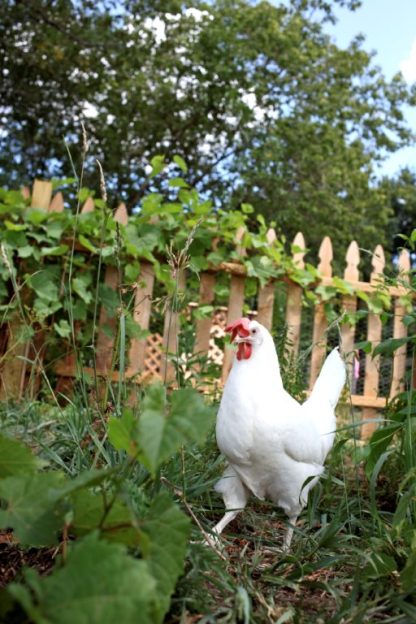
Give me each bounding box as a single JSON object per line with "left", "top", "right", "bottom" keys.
{"left": 212, "top": 316, "right": 346, "bottom": 550}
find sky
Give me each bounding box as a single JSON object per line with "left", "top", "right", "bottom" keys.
{"left": 326, "top": 0, "right": 416, "bottom": 177}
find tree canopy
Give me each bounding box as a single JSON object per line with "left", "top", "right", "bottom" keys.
{"left": 1, "top": 0, "right": 415, "bottom": 253}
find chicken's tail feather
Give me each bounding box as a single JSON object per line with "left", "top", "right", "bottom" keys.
{"left": 310, "top": 347, "right": 346, "bottom": 408}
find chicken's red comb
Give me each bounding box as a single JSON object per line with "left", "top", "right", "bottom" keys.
{"left": 225, "top": 317, "right": 251, "bottom": 341}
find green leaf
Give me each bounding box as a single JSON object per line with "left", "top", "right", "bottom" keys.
{"left": 54, "top": 320, "right": 71, "bottom": 338}
{"left": 78, "top": 234, "right": 99, "bottom": 253}
{"left": 29, "top": 270, "right": 59, "bottom": 301}
{"left": 0, "top": 434, "right": 43, "bottom": 478}
{"left": 25, "top": 208, "right": 48, "bottom": 225}
{"left": 173, "top": 155, "right": 188, "bottom": 173}
{"left": 9, "top": 533, "right": 157, "bottom": 624}
{"left": 4, "top": 220, "right": 26, "bottom": 231}
{"left": 17, "top": 245, "right": 35, "bottom": 258}
{"left": 71, "top": 489, "right": 140, "bottom": 547}
{"left": 72, "top": 276, "right": 93, "bottom": 304}
{"left": 138, "top": 385, "right": 215, "bottom": 475}
{"left": 149, "top": 155, "right": 165, "bottom": 178}
{"left": 108, "top": 410, "right": 138, "bottom": 457}
{"left": 40, "top": 244, "right": 69, "bottom": 256}
{"left": 373, "top": 337, "right": 412, "bottom": 357}
{"left": 140, "top": 493, "right": 190, "bottom": 623}
{"left": 168, "top": 177, "right": 188, "bottom": 189}
{"left": 0, "top": 472, "right": 67, "bottom": 546}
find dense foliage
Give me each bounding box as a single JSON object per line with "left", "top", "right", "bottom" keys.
{"left": 1, "top": 0, "right": 415, "bottom": 252}
{"left": 0, "top": 166, "right": 415, "bottom": 620}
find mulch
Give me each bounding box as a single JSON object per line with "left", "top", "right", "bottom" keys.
{"left": 0, "top": 532, "right": 56, "bottom": 588}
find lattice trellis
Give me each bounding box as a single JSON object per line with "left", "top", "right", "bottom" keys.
{"left": 143, "top": 333, "right": 163, "bottom": 380}
{"left": 208, "top": 307, "right": 228, "bottom": 366}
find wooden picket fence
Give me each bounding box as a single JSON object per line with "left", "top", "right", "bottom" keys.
{"left": 0, "top": 180, "right": 413, "bottom": 438}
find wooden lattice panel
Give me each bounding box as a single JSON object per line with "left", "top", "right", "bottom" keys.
{"left": 208, "top": 308, "right": 228, "bottom": 365}
{"left": 144, "top": 333, "right": 163, "bottom": 380}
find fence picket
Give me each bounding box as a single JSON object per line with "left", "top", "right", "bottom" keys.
{"left": 2, "top": 178, "right": 414, "bottom": 439}
{"left": 0, "top": 181, "right": 52, "bottom": 399}
{"left": 81, "top": 197, "right": 95, "bottom": 213}
{"left": 362, "top": 244, "right": 385, "bottom": 438}
{"left": 49, "top": 192, "right": 64, "bottom": 213}
{"left": 95, "top": 203, "right": 128, "bottom": 374}
{"left": 222, "top": 275, "right": 245, "bottom": 381}
{"left": 194, "top": 272, "right": 216, "bottom": 356}
{"left": 285, "top": 232, "right": 306, "bottom": 356}
{"left": 256, "top": 229, "right": 276, "bottom": 330}
{"left": 161, "top": 270, "right": 186, "bottom": 383}
{"left": 128, "top": 261, "right": 155, "bottom": 375}
{"left": 309, "top": 236, "right": 333, "bottom": 389}
{"left": 390, "top": 249, "right": 411, "bottom": 396}
{"left": 341, "top": 241, "right": 360, "bottom": 388}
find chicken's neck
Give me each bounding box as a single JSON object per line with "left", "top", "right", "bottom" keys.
{"left": 229, "top": 336, "right": 283, "bottom": 391}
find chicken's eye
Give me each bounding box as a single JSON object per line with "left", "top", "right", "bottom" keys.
{"left": 251, "top": 328, "right": 257, "bottom": 334}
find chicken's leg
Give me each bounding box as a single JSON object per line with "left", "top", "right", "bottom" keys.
{"left": 210, "top": 465, "right": 249, "bottom": 543}
{"left": 282, "top": 515, "right": 298, "bottom": 552}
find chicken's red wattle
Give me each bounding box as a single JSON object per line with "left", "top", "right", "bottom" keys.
{"left": 237, "top": 341, "right": 252, "bottom": 360}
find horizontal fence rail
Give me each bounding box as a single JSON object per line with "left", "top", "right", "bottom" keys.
{"left": 0, "top": 180, "right": 413, "bottom": 438}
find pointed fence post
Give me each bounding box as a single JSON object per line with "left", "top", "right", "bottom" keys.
{"left": 341, "top": 241, "right": 360, "bottom": 390}
{"left": 161, "top": 269, "right": 186, "bottom": 384}
{"left": 128, "top": 261, "right": 155, "bottom": 376}
{"left": 361, "top": 245, "right": 385, "bottom": 438}
{"left": 285, "top": 232, "right": 306, "bottom": 357}
{"left": 49, "top": 192, "right": 64, "bottom": 213}
{"left": 256, "top": 228, "right": 277, "bottom": 330}
{"left": 95, "top": 203, "right": 128, "bottom": 375}
{"left": 222, "top": 228, "right": 247, "bottom": 382}
{"left": 309, "top": 236, "right": 333, "bottom": 389}
{"left": 194, "top": 272, "right": 216, "bottom": 357}
{"left": 390, "top": 249, "right": 411, "bottom": 397}
{"left": 56, "top": 197, "right": 97, "bottom": 389}
{"left": 0, "top": 180, "right": 52, "bottom": 400}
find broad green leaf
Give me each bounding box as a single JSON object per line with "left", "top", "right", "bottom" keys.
{"left": 25, "top": 208, "right": 48, "bottom": 225}
{"left": 138, "top": 385, "right": 215, "bottom": 474}
{"left": 54, "top": 319, "right": 71, "bottom": 338}
{"left": 0, "top": 434, "right": 43, "bottom": 478}
{"left": 71, "top": 489, "right": 140, "bottom": 546}
{"left": 140, "top": 493, "right": 190, "bottom": 623}
{"left": 78, "top": 234, "right": 99, "bottom": 253}
{"left": 108, "top": 410, "right": 138, "bottom": 457}
{"left": 45, "top": 220, "right": 65, "bottom": 240}
{"left": 29, "top": 270, "right": 59, "bottom": 301}
{"left": 0, "top": 472, "right": 67, "bottom": 546}
{"left": 17, "top": 245, "right": 35, "bottom": 258}
{"left": 373, "top": 337, "right": 412, "bottom": 358}
{"left": 72, "top": 276, "right": 93, "bottom": 304}
{"left": 9, "top": 533, "right": 156, "bottom": 624}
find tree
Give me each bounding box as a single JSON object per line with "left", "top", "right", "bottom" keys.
{"left": 1, "top": 0, "right": 415, "bottom": 253}
{"left": 379, "top": 168, "right": 416, "bottom": 255}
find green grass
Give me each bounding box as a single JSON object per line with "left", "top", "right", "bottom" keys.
{"left": 1, "top": 384, "right": 415, "bottom": 623}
